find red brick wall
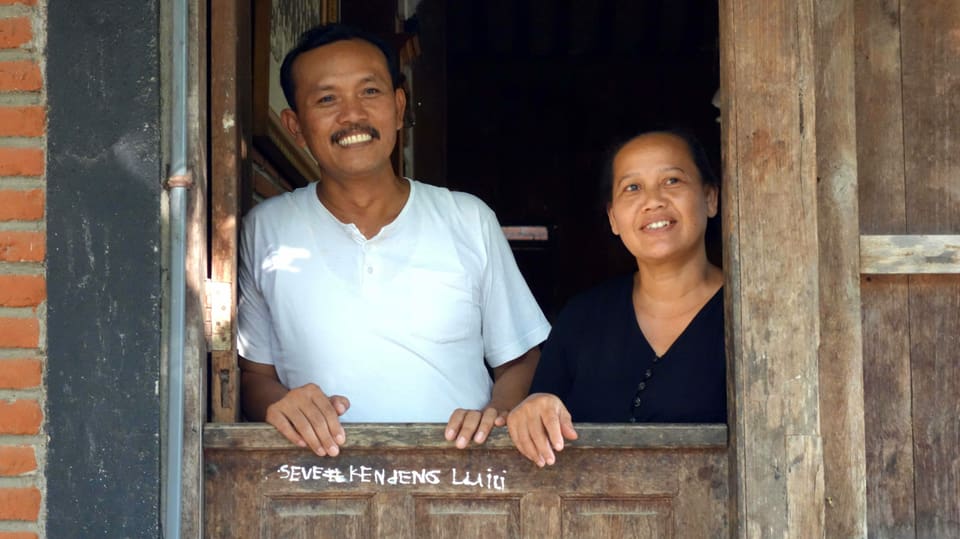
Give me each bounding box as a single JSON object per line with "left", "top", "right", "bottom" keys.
{"left": 0, "top": 0, "right": 44, "bottom": 537}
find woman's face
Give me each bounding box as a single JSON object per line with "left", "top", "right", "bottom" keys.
{"left": 607, "top": 133, "right": 718, "bottom": 266}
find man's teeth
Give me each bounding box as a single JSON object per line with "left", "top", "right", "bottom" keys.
{"left": 337, "top": 133, "right": 373, "bottom": 146}
{"left": 645, "top": 220, "right": 671, "bottom": 230}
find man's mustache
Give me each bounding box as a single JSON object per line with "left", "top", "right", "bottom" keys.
{"left": 330, "top": 124, "right": 381, "bottom": 144}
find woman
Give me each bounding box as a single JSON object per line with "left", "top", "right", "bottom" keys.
{"left": 507, "top": 129, "right": 726, "bottom": 467}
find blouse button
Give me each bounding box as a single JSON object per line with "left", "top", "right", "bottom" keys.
{"left": 645, "top": 369, "right": 653, "bottom": 379}
{"left": 637, "top": 382, "right": 646, "bottom": 391}
{"left": 628, "top": 416, "right": 637, "bottom": 423}
{"left": 633, "top": 396, "right": 642, "bottom": 408}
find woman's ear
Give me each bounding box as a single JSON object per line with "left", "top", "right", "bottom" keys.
{"left": 607, "top": 203, "right": 620, "bottom": 236}
{"left": 705, "top": 185, "right": 719, "bottom": 218}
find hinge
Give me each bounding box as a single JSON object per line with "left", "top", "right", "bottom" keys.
{"left": 205, "top": 280, "right": 234, "bottom": 351}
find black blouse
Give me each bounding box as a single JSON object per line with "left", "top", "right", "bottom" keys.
{"left": 530, "top": 274, "right": 726, "bottom": 423}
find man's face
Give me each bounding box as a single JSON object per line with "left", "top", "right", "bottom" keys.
{"left": 281, "top": 39, "right": 405, "bottom": 182}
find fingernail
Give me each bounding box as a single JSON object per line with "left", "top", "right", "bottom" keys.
{"left": 446, "top": 429, "right": 455, "bottom": 440}
{"left": 336, "top": 433, "right": 345, "bottom": 444}
{"left": 328, "top": 445, "right": 339, "bottom": 457}
{"left": 456, "top": 436, "right": 467, "bottom": 448}
{"left": 474, "top": 431, "right": 485, "bottom": 442}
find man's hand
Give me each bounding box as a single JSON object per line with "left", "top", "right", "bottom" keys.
{"left": 239, "top": 357, "right": 350, "bottom": 457}
{"left": 444, "top": 406, "right": 507, "bottom": 448}
{"left": 506, "top": 392, "right": 577, "bottom": 467}
{"left": 444, "top": 347, "right": 541, "bottom": 449}
{"left": 266, "top": 383, "right": 350, "bottom": 457}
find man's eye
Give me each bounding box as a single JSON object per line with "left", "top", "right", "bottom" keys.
{"left": 664, "top": 177, "right": 681, "bottom": 185}
{"left": 624, "top": 184, "right": 639, "bottom": 192}
{"left": 362, "top": 87, "right": 382, "bottom": 96}
{"left": 316, "top": 95, "right": 335, "bottom": 105}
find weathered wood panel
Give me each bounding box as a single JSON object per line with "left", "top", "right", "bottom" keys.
{"left": 204, "top": 425, "right": 728, "bottom": 539}
{"left": 209, "top": 0, "right": 251, "bottom": 423}
{"left": 861, "top": 235, "right": 960, "bottom": 274}
{"left": 813, "top": 0, "right": 868, "bottom": 536}
{"left": 900, "top": 2, "right": 960, "bottom": 537}
{"left": 856, "top": 0, "right": 960, "bottom": 537}
{"left": 854, "top": 0, "right": 915, "bottom": 537}
{"left": 182, "top": 0, "right": 209, "bottom": 536}
{"left": 720, "top": 0, "right": 825, "bottom": 535}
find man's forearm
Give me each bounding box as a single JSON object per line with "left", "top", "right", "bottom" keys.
{"left": 488, "top": 348, "right": 540, "bottom": 411}
{"left": 240, "top": 371, "right": 290, "bottom": 421}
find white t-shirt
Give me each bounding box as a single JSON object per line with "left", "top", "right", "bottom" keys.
{"left": 238, "top": 179, "right": 551, "bottom": 422}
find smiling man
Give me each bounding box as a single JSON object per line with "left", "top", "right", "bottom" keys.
{"left": 237, "top": 24, "right": 550, "bottom": 458}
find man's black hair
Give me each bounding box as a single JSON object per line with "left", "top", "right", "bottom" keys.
{"left": 280, "top": 23, "right": 402, "bottom": 111}
{"left": 601, "top": 128, "right": 720, "bottom": 206}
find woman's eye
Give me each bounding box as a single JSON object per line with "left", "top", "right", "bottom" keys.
{"left": 624, "top": 184, "right": 639, "bottom": 192}
{"left": 664, "top": 177, "right": 681, "bottom": 186}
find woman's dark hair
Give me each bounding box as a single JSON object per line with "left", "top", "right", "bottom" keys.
{"left": 601, "top": 128, "right": 720, "bottom": 205}
{"left": 279, "top": 23, "right": 402, "bottom": 111}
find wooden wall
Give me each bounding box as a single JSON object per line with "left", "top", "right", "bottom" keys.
{"left": 856, "top": 1, "right": 960, "bottom": 538}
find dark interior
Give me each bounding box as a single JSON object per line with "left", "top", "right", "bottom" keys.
{"left": 346, "top": 0, "right": 721, "bottom": 320}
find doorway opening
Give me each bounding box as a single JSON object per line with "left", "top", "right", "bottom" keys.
{"left": 404, "top": 0, "right": 721, "bottom": 319}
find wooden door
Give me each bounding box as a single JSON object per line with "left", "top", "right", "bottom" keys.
{"left": 204, "top": 424, "right": 728, "bottom": 538}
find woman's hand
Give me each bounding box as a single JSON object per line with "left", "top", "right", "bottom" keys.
{"left": 506, "top": 393, "right": 578, "bottom": 467}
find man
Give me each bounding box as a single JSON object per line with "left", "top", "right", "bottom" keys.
{"left": 237, "top": 23, "right": 550, "bottom": 458}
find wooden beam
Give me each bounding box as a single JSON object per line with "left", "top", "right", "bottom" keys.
{"left": 721, "top": 0, "right": 826, "bottom": 535}
{"left": 860, "top": 235, "right": 960, "bottom": 274}
{"left": 814, "top": 0, "right": 868, "bottom": 536}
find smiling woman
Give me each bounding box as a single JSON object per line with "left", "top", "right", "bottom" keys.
{"left": 506, "top": 130, "right": 726, "bottom": 467}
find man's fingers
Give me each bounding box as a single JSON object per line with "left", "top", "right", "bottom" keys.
{"left": 445, "top": 409, "right": 467, "bottom": 441}
{"left": 455, "top": 410, "right": 482, "bottom": 449}
{"left": 472, "top": 407, "right": 499, "bottom": 444}
{"left": 268, "top": 411, "right": 307, "bottom": 449}
{"left": 529, "top": 420, "right": 556, "bottom": 466}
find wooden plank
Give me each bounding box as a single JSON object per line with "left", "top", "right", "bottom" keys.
{"left": 853, "top": 0, "right": 916, "bottom": 536}
{"left": 861, "top": 235, "right": 960, "bottom": 274}
{"left": 812, "top": 0, "right": 868, "bottom": 536}
{"left": 720, "top": 0, "right": 825, "bottom": 535}
{"left": 900, "top": 1, "right": 960, "bottom": 537}
{"left": 209, "top": 0, "right": 251, "bottom": 422}
{"left": 203, "top": 423, "right": 728, "bottom": 451}
{"left": 204, "top": 433, "right": 728, "bottom": 538}
{"left": 521, "top": 492, "right": 560, "bottom": 539}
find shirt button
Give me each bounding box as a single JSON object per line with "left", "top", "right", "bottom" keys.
{"left": 637, "top": 382, "right": 646, "bottom": 391}
{"left": 633, "top": 396, "right": 642, "bottom": 408}
{"left": 645, "top": 369, "right": 653, "bottom": 379}
{"left": 628, "top": 416, "right": 637, "bottom": 423}
{"left": 367, "top": 266, "right": 373, "bottom": 274}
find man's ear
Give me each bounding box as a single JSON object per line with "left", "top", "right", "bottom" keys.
{"left": 280, "top": 108, "right": 306, "bottom": 147}
{"left": 394, "top": 87, "right": 407, "bottom": 129}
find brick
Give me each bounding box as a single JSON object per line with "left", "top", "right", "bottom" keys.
{"left": 0, "top": 400, "right": 41, "bottom": 435}
{"left": 0, "top": 359, "right": 40, "bottom": 389}
{"left": 0, "top": 533, "right": 38, "bottom": 539}
{"left": 0, "top": 318, "right": 38, "bottom": 349}
{"left": 0, "top": 231, "right": 44, "bottom": 262}
{"left": 0, "top": 446, "right": 35, "bottom": 476}
{"left": 0, "top": 18, "right": 31, "bottom": 49}
{"left": 0, "top": 487, "right": 40, "bottom": 520}
{"left": 0, "top": 107, "right": 43, "bottom": 137}
{"left": 0, "top": 149, "right": 43, "bottom": 177}
{"left": 0, "top": 190, "right": 42, "bottom": 220}
{"left": 0, "top": 0, "right": 36, "bottom": 4}
{"left": 0, "top": 61, "right": 41, "bottom": 91}
{"left": 0, "top": 275, "right": 44, "bottom": 307}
